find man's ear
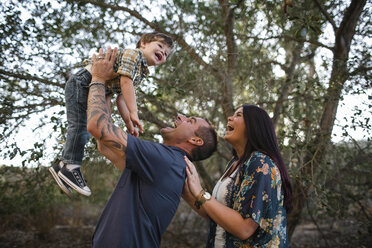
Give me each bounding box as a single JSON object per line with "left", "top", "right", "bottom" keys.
{"left": 187, "top": 136, "right": 204, "bottom": 146}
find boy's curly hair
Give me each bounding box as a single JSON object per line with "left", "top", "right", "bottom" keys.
{"left": 136, "top": 32, "right": 174, "bottom": 51}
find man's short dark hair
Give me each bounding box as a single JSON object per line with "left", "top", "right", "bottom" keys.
{"left": 190, "top": 122, "right": 217, "bottom": 161}
{"left": 136, "top": 32, "right": 174, "bottom": 50}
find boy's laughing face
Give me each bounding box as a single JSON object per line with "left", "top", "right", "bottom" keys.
{"left": 140, "top": 39, "right": 171, "bottom": 66}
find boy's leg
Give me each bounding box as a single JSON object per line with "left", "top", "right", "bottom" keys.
{"left": 61, "top": 69, "right": 91, "bottom": 166}
{"left": 49, "top": 161, "right": 73, "bottom": 197}
{"left": 50, "top": 68, "right": 92, "bottom": 196}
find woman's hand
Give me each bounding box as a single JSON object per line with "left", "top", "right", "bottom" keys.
{"left": 184, "top": 156, "right": 203, "bottom": 198}
{"left": 182, "top": 177, "right": 194, "bottom": 200}
{"left": 91, "top": 46, "right": 119, "bottom": 83}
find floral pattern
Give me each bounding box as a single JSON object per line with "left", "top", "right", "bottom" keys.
{"left": 206, "top": 152, "right": 289, "bottom": 248}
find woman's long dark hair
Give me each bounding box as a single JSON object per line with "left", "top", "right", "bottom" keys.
{"left": 233, "top": 104, "right": 293, "bottom": 213}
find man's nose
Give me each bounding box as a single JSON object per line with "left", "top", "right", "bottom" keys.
{"left": 177, "top": 114, "right": 187, "bottom": 122}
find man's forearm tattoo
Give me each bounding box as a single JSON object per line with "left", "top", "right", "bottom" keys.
{"left": 88, "top": 84, "right": 127, "bottom": 153}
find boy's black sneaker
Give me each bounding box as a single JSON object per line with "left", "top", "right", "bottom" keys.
{"left": 58, "top": 165, "right": 91, "bottom": 196}
{"left": 49, "top": 161, "right": 73, "bottom": 197}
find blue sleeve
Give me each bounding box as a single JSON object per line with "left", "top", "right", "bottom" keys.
{"left": 125, "top": 135, "right": 173, "bottom": 184}
{"left": 233, "top": 153, "right": 282, "bottom": 234}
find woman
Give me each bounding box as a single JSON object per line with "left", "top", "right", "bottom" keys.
{"left": 183, "top": 104, "right": 293, "bottom": 247}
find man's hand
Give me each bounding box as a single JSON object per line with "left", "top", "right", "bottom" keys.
{"left": 87, "top": 46, "right": 128, "bottom": 171}
{"left": 91, "top": 46, "right": 119, "bottom": 83}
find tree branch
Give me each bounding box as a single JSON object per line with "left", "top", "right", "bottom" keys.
{"left": 0, "top": 68, "right": 64, "bottom": 89}
{"left": 335, "top": 0, "right": 367, "bottom": 57}
{"left": 237, "top": 34, "right": 333, "bottom": 50}
{"left": 348, "top": 66, "right": 372, "bottom": 77}
{"left": 217, "top": 0, "right": 236, "bottom": 118}
{"left": 258, "top": 60, "right": 289, "bottom": 73}
{"left": 73, "top": 0, "right": 221, "bottom": 79}
{"left": 312, "top": 0, "right": 337, "bottom": 32}
{"left": 138, "top": 106, "right": 168, "bottom": 129}
{"left": 272, "top": 44, "right": 302, "bottom": 125}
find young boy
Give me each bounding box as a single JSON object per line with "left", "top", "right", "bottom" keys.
{"left": 49, "top": 32, "right": 173, "bottom": 197}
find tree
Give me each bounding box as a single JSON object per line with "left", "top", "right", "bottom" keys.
{"left": 287, "top": 0, "right": 368, "bottom": 236}
{"left": 1, "top": 0, "right": 370, "bottom": 244}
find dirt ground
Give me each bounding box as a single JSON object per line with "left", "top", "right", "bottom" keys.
{"left": 0, "top": 226, "right": 93, "bottom": 248}
{"left": 0, "top": 221, "right": 369, "bottom": 247}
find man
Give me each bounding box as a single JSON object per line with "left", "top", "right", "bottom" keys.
{"left": 87, "top": 47, "right": 217, "bottom": 247}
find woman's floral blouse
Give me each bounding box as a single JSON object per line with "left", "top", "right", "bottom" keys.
{"left": 206, "top": 151, "right": 289, "bottom": 247}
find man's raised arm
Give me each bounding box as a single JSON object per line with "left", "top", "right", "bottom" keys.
{"left": 86, "top": 47, "right": 128, "bottom": 171}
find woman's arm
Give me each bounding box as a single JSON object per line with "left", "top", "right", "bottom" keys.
{"left": 182, "top": 179, "right": 209, "bottom": 220}
{"left": 199, "top": 198, "right": 258, "bottom": 240}
{"left": 184, "top": 156, "right": 258, "bottom": 240}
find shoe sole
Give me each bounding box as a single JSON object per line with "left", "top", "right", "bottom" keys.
{"left": 58, "top": 171, "right": 91, "bottom": 196}
{"left": 49, "top": 167, "right": 72, "bottom": 198}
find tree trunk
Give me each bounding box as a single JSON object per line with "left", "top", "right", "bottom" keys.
{"left": 219, "top": 0, "right": 238, "bottom": 119}
{"left": 288, "top": 0, "right": 367, "bottom": 238}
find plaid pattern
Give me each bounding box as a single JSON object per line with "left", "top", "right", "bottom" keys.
{"left": 83, "top": 49, "right": 149, "bottom": 95}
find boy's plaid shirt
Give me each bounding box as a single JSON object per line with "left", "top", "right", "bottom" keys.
{"left": 83, "top": 49, "right": 149, "bottom": 93}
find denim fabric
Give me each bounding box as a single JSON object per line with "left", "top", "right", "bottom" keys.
{"left": 61, "top": 69, "right": 92, "bottom": 165}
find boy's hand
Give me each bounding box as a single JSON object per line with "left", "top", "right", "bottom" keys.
{"left": 130, "top": 112, "right": 144, "bottom": 135}
{"left": 124, "top": 119, "right": 138, "bottom": 137}
{"left": 115, "top": 94, "right": 139, "bottom": 137}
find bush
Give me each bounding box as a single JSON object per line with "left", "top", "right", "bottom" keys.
{"left": 0, "top": 165, "right": 66, "bottom": 237}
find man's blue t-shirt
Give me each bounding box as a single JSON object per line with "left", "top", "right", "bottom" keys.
{"left": 92, "top": 135, "right": 187, "bottom": 247}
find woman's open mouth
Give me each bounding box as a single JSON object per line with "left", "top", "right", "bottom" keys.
{"left": 226, "top": 124, "right": 234, "bottom": 132}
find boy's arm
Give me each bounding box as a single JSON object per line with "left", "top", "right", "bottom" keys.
{"left": 87, "top": 47, "right": 127, "bottom": 171}
{"left": 120, "top": 76, "right": 144, "bottom": 133}
{"left": 116, "top": 94, "right": 138, "bottom": 137}
{"left": 120, "top": 76, "right": 136, "bottom": 114}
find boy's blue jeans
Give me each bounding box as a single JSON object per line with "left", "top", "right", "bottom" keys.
{"left": 61, "top": 69, "right": 92, "bottom": 165}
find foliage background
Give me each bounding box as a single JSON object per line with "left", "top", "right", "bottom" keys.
{"left": 0, "top": 0, "right": 371, "bottom": 247}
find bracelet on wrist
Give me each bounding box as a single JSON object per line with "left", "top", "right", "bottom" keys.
{"left": 89, "top": 81, "right": 105, "bottom": 87}
{"left": 194, "top": 189, "right": 211, "bottom": 209}
{"left": 196, "top": 189, "right": 205, "bottom": 202}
